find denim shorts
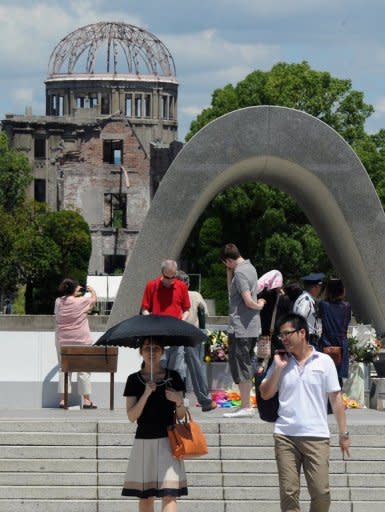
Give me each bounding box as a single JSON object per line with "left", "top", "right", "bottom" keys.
{"left": 228, "top": 334, "right": 258, "bottom": 384}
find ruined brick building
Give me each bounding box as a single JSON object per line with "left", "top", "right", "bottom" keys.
{"left": 2, "top": 22, "right": 182, "bottom": 275}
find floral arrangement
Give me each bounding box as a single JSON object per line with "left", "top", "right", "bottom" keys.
{"left": 210, "top": 389, "right": 256, "bottom": 408}
{"left": 348, "top": 324, "right": 381, "bottom": 363}
{"left": 204, "top": 330, "right": 229, "bottom": 362}
{"left": 342, "top": 393, "right": 363, "bottom": 409}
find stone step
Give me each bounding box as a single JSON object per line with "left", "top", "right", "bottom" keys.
{"left": 0, "top": 421, "right": 97, "bottom": 433}
{"left": 0, "top": 473, "right": 97, "bottom": 485}
{"left": 0, "top": 446, "right": 96, "bottom": 459}
{"left": 0, "top": 499, "right": 375, "bottom": 512}
{"left": 0, "top": 418, "right": 385, "bottom": 511}
{"left": 0, "top": 459, "right": 97, "bottom": 472}
{"left": 0, "top": 429, "right": 382, "bottom": 448}
{"left": 0, "top": 433, "right": 96, "bottom": 445}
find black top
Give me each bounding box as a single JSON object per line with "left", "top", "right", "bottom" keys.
{"left": 123, "top": 369, "right": 185, "bottom": 439}
{"left": 259, "top": 289, "right": 292, "bottom": 336}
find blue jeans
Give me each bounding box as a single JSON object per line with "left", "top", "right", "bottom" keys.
{"left": 162, "top": 345, "right": 212, "bottom": 408}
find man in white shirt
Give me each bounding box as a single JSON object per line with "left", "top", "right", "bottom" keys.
{"left": 260, "top": 313, "right": 350, "bottom": 512}
{"left": 293, "top": 272, "right": 325, "bottom": 349}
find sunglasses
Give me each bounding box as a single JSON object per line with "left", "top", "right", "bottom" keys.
{"left": 162, "top": 274, "right": 176, "bottom": 280}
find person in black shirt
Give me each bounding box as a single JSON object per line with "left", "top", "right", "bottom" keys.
{"left": 256, "top": 273, "right": 292, "bottom": 373}
{"left": 122, "top": 338, "right": 188, "bottom": 512}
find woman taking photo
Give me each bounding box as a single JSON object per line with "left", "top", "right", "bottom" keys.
{"left": 55, "top": 278, "right": 97, "bottom": 409}
{"left": 122, "top": 337, "right": 187, "bottom": 512}
{"left": 319, "top": 277, "right": 351, "bottom": 384}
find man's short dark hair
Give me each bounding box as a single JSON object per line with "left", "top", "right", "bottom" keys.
{"left": 277, "top": 313, "right": 309, "bottom": 342}
{"left": 220, "top": 243, "right": 240, "bottom": 261}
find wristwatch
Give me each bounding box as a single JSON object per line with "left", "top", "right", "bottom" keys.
{"left": 339, "top": 431, "right": 350, "bottom": 440}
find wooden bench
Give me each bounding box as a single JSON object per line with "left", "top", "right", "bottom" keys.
{"left": 60, "top": 346, "right": 118, "bottom": 410}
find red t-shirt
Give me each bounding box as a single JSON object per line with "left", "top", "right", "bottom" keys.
{"left": 141, "top": 276, "right": 190, "bottom": 319}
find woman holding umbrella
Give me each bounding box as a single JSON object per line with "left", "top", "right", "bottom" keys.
{"left": 122, "top": 337, "right": 188, "bottom": 511}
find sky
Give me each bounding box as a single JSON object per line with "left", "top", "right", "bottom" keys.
{"left": 1, "top": 0, "right": 385, "bottom": 140}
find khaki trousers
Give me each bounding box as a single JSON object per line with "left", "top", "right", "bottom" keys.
{"left": 55, "top": 341, "right": 92, "bottom": 396}
{"left": 274, "top": 434, "right": 331, "bottom": 512}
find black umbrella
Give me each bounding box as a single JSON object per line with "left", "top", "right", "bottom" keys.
{"left": 95, "top": 314, "right": 208, "bottom": 379}
{"left": 95, "top": 314, "right": 208, "bottom": 348}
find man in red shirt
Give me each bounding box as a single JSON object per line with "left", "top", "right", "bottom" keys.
{"left": 141, "top": 260, "right": 191, "bottom": 381}
{"left": 141, "top": 259, "right": 190, "bottom": 319}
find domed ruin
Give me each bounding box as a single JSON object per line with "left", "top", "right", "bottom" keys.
{"left": 47, "top": 21, "right": 176, "bottom": 77}
{"left": 45, "top": 21, "right": 178, "bottom": 125}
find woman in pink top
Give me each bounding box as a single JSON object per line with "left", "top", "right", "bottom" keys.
{"left": 55, "top": 278, "right": 97, "bottom": 409}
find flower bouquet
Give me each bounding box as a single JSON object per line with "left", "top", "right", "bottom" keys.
{"left": 348, "top": 324, "right": 381, "bottom": 363}
{"left": 204, "top": 330, "right": 229, "bottom": 362}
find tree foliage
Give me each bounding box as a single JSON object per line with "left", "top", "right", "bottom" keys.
{"left": 183, "top": 62, "right": 379, "bottom": 315}
{"left": 0, "top": 132, "right": 32, "bottom": 212}
{"left": 0, "top": 132, "right": 92, "bottom": 313}
{"left": 14, "top": 205, "right": 92, "bottom": 314}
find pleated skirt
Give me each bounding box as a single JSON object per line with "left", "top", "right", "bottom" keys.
{"left": 122, "top": 437, "right": 188, "bottom": 499}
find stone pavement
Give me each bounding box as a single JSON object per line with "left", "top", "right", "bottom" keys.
{"left": 1, "top": 404, "right": 385, "bottom": 512}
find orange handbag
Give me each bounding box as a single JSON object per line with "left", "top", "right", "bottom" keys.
{"left": 167, "top": 409, "right": 208, "bottom": 459}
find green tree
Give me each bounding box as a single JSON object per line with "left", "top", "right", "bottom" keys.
{"left": 0, "top": 132, "right": 32, "bottom": 305}
{"left": 0, "top": 132, "right": 92, "bottom": 313}
{"left": 183, "top": 62, "right": 376, "bottom": 314}
{"left": 31, "top": 208, "right": 91, "bottom": 314}
{"left": 188, "top": 62, "right": 373, "bottom": 144}
{"left": 0, "top": 132, "right": 32, "bottom": 212}
{"left": 10, "top": 203, "right": 91, "bottom": 314}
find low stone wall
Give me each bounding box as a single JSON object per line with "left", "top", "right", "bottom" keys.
{"left": 0, "top": 315, "right": 228, "bottom": 331}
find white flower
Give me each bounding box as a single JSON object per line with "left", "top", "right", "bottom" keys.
{"left": 351, "top": 324, "right": 377, "bottom": 349}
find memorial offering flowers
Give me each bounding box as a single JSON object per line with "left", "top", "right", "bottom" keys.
{"left": 348, "top": 324, "right": 381, "bottom": 363}
{"left": 204, "top": 330, "right": 229, "bottom": 362}
{"left": 342, "top": 393, "right": 363, "bottom": 409}
{"left": 211, "top": 389, "right": 256, "bottom": 408}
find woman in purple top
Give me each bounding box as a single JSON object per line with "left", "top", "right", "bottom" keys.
{"left": 319, "top": 278, "right": 351, "bottom": 381}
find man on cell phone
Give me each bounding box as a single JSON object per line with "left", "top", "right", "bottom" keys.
{"left": 260, "top": 313, "right": 350, "bottom": 512}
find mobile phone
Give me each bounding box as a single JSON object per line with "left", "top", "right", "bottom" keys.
{"left": 275, "top": 349, "right": 289, "bottom": 358}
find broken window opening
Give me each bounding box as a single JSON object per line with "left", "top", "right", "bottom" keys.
{"left": 104, "top": 192, "right": 127, "bottom": 228}
{"left": 103, "top": 140, "right": 123, "bottom": 165}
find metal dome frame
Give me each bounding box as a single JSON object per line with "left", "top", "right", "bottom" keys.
{"left": 48, "top": 22, "right": 176, "bottom": 77}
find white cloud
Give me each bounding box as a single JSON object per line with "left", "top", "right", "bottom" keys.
{"left": 373, "top": 98, "right": 385, "bottom": 115}
{"left": 12, "top": 88, "right": 33, "bottom": 104}
{"left": 179, "top": 105, "right": 206, "bottom": 117}
{"left": 219, "top": 0, "right": 351, "bottom": 17}
{"left": 164, "top": 29, "right": 280, "bottom": 74}
{"left": 0, "top": 2, "right": 143, "bottom": 73}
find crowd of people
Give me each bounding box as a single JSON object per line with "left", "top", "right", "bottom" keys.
{"left": 54, "top": 244, "right": 352, "bottom": 512}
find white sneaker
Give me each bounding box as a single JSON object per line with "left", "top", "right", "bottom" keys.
{"left": 223, "top": 407, "right": 255, "bottom": 418}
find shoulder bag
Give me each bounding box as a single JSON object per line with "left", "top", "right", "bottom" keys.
{"left": 255, "top": 371, "right": 279, "bottom": 422}
{"left": 167, "top": 409, "right": 208, "bottom": 459}
{"left": 256, "top": 295, "right": 279, "bottom": 359}
{"left": 322, "top": 302, "right": 349, "bottom": 366}
{"left": 323, "top": 346, "right": 342, "bottom": 365}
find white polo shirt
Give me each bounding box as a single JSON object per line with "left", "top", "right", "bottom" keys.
{"left": 266, "top": 348, "right": 340, "bottom": 438}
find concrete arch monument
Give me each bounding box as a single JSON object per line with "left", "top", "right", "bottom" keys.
{"left": 109, "top": 106, "right": 385, "bottom": 334}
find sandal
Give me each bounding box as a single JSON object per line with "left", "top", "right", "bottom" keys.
{"left": 82, "top": 402, "right": 97, "bottom": 409}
